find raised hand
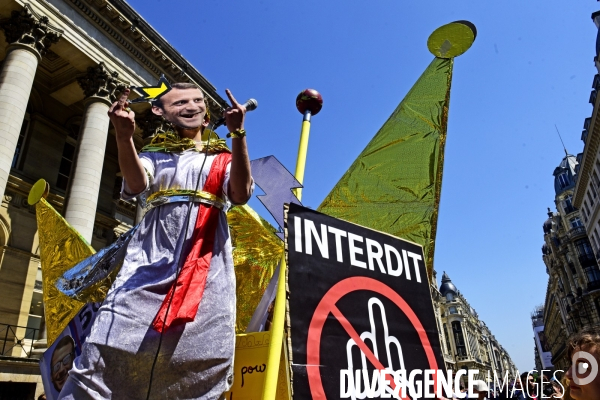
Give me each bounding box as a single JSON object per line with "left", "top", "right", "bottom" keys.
{"left": 108, "top": 88, "right": 136, "bottom": 141}
{"left": 222, "top": 89, "right": 246, "bottom": 134}
{"left": 345, "top": 297, "right": 405, "bottom": 399}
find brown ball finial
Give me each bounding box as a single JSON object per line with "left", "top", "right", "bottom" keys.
{"left": 296, "top": 89, "right": 323, "bottom": 116}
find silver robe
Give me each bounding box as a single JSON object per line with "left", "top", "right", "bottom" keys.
{"left": 59, "top": 150, "right": 245, "bottom": 400}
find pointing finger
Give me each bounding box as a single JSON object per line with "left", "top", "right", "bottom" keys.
{"left": 109, "top": 90, "right": 128, "bottom": 114}
{"left": 117, "top": 88, "right": 130, "bottom": 106}
{"left": 225, "top": 89, "right": 240, "bottom": 107}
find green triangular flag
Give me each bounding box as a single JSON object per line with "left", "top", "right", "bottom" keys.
{"left": 318, "top": 21, "right": 476, "bottom": 279}
{"left": 318, "top": 58, "right": 452, "bottom": 279}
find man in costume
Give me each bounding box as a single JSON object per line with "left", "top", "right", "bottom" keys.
{"left": 58, "top": 84, "right": 253, "bottom": 399}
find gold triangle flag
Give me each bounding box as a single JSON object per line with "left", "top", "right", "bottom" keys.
{"left": 29, "top": 179, "right": 94, "bottom": 346}
{"left": 318, "top": 21, "right": 476, "bottom": 279}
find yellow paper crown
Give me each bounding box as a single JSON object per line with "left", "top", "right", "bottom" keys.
{"left": 130, "top": 74, "right": 172, "bottom": 104}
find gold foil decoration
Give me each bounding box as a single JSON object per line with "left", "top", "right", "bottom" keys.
{"left": 427, "top": 21, "right": 477, "bottom": 58}
{"left": 32, "top": 180, "right": 94, "bottom": 346}
{"left": 140, "top": 129, "right": 230, "bottom": 154}
{"left": 146, "top": 188, "right": 224, "bottom": 206}
{"left": 318, "top": 57, "right": 455, "bottom": 280}
{"left": 228, "top": 204, "right": 283, "bottom": 333}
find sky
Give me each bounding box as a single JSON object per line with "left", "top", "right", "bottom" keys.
{"left": 126, "top": 0, "right": 600, "bottom": 372}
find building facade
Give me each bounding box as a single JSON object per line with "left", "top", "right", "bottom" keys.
{"left": 531, "top": 305, "right": 553, "bottom": 372}
{"left": 541, "top": 153, "right": 600, "bottom": 371}
{"left": 0, "top": 0, "right": 226, "bottom": 396}
{"left": 539, "top": 9, "right": 600, "bottom": 374}
{"left": 431, "top": 271, "right": 518, "bottom": 385}
{"left": 572, "top": 10, "right": 600, "bottom": 269}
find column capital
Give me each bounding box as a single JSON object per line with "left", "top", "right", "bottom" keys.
{"left": 77, "top": 62, "right": 128, "bottom": 105}
{"left": 0, "top": 5, "right": 62, "bottom": 60}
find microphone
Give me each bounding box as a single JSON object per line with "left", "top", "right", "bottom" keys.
{"left": 213, "top": 98, "right": 258, "bottom": 128}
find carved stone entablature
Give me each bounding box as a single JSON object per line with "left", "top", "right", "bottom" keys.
{"left": 136, "top": 109, "right": 172, "bottom": 142}
{"left": 77, "top": 62, "right": 128, "bottom": 103}
{"left": 64, "top": 0, "right": 227, "bottom": 111}
{"left": 1, "top": 189, "right": 36, "bottom": 213}
{"left": 0, "top": 5, "right": 62, "bottom": 58}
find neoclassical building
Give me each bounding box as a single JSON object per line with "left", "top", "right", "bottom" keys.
{"left": 431, "top": 271, "right": 517, "bottom": 385}
{"left": 540, "top": 154, "right": 600, "bottom": 371}
{"left": 537, "top": 8, "right": 600, "bottom": 375}
{"left": 572, "top": 10, "right": 600, "bottom": 262}
{"left": 0, "top": 0, "right": 226, "bottom": 396}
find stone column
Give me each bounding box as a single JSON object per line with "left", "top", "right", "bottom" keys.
{"left": 64, "top": 63, "right": 125, "bottom": 242}
{"left": 0, "top": 6, "right": 61, "bottom": 197}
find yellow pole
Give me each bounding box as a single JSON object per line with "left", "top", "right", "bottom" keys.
{"left": 293, "top": 113, "right": 312, "bottom": 200}
{"left": 261, "top": 110, "right": 312, "bottom": 400}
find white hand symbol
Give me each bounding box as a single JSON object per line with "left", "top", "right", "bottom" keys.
{"left": 346, "top": 297, "right": 405, "bottom": 399}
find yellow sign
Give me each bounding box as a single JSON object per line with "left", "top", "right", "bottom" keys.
{"left": 225, "top": 332, "right": 271, "bottom": 399}
{"left": 225, "top": 332, "right": 291, "bottom": 400}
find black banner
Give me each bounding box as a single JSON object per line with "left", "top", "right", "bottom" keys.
{"left": 285, "top": 203, "right": 445, "bottom": 399}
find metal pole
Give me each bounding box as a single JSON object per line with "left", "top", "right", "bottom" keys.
{"left": 293, "top": 110, "right": 312, "bottom": 200}
{"left": 262, "top": 89, "right": 322, "bottom": 400}
{"left": 262, "top": 113, "right": 313, "bottom": 400}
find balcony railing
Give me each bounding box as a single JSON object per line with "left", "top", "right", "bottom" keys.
{"left": 564, "top": 205, "right": 576, "bottom": 214}
{"left": 569, "top": 226, "right": 587, "bottom": 239}
{"left": 0, "top": 323, "right": 39, "bottom": 358}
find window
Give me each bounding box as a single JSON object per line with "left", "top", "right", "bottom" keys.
{"left": 11, "top": 113, "right": 30, "bottom": 170}
{"left": 56, "top": 124, "right": 80, "bottom": 191}
{"left": 449, "top": 306, "right": 458, "bottom": 314}
{"left": 446, "top": 293, "right": 454, "bottom": 302}
{"left": 593, "top": 170, "right": 600, "bottom": 190}
{"left": 26, "top": 268, "right": 43, "bottom": 339}
{"left": 586, "top": 200, "right": 592, "bottom": 215}
{"left": 584, "top": 201, "right": 591, "bottom": 222}
{"left": 56, "top": 142, "right": 76, "bottom": 191}
{"left": 452, "top": 321, "right": 467, "bottom": 357}
{"left": 585, "top": 266, "right": 600, "bottom": 285}
{"left": 575, "top": 239, "right": 594, "bottom": 257}
{"left": 558, "top": 173, "right": 570, "bottom": 189}
{"left": 467, "top": 330, "right": 480, "bottom": 360}
{"left": 588, "top": 190, "right": 596, "bottom": 207}
{"left": 563, "top": 195, "right": 575, "bottom": 214}
{"left": 494, "top": 350, "right": 502, "bottom": 370}
{"left": 571, "top": 217, "right": 583, "bottom": 228}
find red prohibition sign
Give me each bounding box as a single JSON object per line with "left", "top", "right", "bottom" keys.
{"left": 306, "top": 276, "right": 439, "bottom": 400}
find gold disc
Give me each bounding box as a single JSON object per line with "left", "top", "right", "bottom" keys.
{"left": 427, "top": 21, "right": 476, "bottom": 58}
{"left": 28, "top": 179, "right": 50, "bottom": 205}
